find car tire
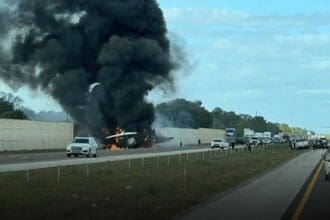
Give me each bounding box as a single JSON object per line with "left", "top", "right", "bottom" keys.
{"left": 74, "top": 154, "right": 78, "bottom": 158}
{"left": 66, "top": 154, "right": 71, "bottom": 158}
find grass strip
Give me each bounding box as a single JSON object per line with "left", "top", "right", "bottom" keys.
{"left": 0, "top": 144, "right": 306, "bottom": 220}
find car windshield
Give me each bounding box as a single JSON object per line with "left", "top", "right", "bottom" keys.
{"left": 214, "top": 140, "right": 222, "bottom": 142}
{"left": 73, "top": 138, "right": 89, "bottom": 144}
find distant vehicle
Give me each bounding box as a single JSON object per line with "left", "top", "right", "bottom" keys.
{"left": 272, "top": 137, "right": 281, "bottom": 144}
{"left": 244, "top": 128, "right": 255, "bottom": 138}
{"left": 249, "top": 137, "right": 260, "bottom": 146}
{"left": 211, "top": 139, "right": 230, "bottom": 149}
{"left": 66, "top": 137, "right": 99, "bottom": 158}
{"left": 255, "top": 132, "right": 264, "bottom": 138}
{"left": 294, "top": 139, "right": 309, "bottom": 150}
{"left": 321, "top": 138, "right": 328, "bottom": 148}
{"left": 279, "top": 133, "right": 290, "bottom": 142}
{"left": 264, "top": 138, "right": 271, "bottom": 144}
{"left": 313, "top": 139, "right": 326, "bottom": 149}
{"left": 225, "top": 128, "right": 236, "bottom": 144}
{"left": 235, "top": 137, "right": 245, "bottom": 145}
{"left": 258, "top": 138, "right": 264, "bottom": 145}
{"left": 263, "top": 132, "right": 272, "bottom": 139}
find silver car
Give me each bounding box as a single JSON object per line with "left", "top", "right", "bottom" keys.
{"left": 66, "top": 137, "right": 99, "bottom": 158}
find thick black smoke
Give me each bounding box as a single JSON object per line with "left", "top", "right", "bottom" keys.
{"left": 0, "top": 0, "right": 176, "bottom": 138}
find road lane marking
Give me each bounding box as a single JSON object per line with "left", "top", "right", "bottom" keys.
{"left": 292, "top": 159, "right": 324, "bottom": 220}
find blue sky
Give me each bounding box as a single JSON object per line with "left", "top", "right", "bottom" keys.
{"left": 2, "top": 0, "right": 330, "bottom": 133}
{"left": 150, "top": 0, "right": 330, "bottom": 133}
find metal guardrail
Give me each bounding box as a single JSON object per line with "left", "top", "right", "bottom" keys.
{"left": 0, "top": 144, "right": 282, "bottom": 173}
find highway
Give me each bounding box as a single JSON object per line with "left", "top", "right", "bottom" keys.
{"left": 0, "top": 145, "right": 246, "bottom": 172}
{"left": 5, "top": 144, "right": 322, "bottom": 220}
{"left": 182, "top": 149, "right": 323, "bottom": 220}
{"left": 281, "top": 150, "right": 330, "bottom": 220}
{"left": 0, "top": 146, "right": 207, "bottom": 165}
{"left": 300, "top": 164, "right": 330, "bottom": 220}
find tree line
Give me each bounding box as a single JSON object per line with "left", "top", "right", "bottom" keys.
{"left": 156, "top": 99, "right": 314, "bottom": 137}
{"left": 0, "top": 93, "right": 314, "bottom": 137}
{"left": 0, "top": 92, "right": 27, "bottom": 120}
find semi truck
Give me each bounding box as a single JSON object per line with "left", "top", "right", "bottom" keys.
{"left": 264, "top": 132, "right": 272, "bottom": 139}
{"left": 244, "top": 128, "right": 255, "bottom": 138}
{"left": 243, "top": 128, "right": 255, "bottom": 145}
{"left": 255, "top": 132, "right": 264, "bottom": 138}
{"left": 225, "top": 128, "right": 236, "bottom": 144}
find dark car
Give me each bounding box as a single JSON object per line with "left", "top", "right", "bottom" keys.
{"left": 321, "top": 138, "right": 328, "bottom": 148}
{"left": 313, "top": 139, "right": 325, "bottom": 149}
{"left": 235, "top": 137, "right": 245, "bottom": 145}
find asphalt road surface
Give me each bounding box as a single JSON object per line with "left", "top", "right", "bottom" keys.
{"left": 280, "top": 152, "right": 330, "bottom": 220}
{"left": 182, "top": 149, "right": 323, "bottom": 220}
{"left": 0, "top": 145, "right": 247, "bottom": 172}
{"left": 300, "top": 165, "right": 330, "bottom": 220}
{"left": 0, "top": 144, "right": 246, "bottom": 166}
{"left": 279, "top": 148, "right": 330, "bottom": 220}
{"left": 0, "top": 146, "right": 207, "bottom": 165}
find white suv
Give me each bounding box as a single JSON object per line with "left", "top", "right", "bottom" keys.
{"left": 66, "top": 137, "right": 99, "bottom": 158}
{"left": 211, "top": 138, "right": 230, "bottom": 149}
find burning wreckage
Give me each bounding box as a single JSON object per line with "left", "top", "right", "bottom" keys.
{"left": 89, "top": 84, "right": 174, "bottom": 149}
{"left": 104, "top": 128, "right": 174, "bottom": 150}
{"left": 0, "top": 0, "right": 180, "bottom": 148}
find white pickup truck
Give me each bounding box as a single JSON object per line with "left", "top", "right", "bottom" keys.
{"left": 249, "top": 137, "right": 260, "bottom": 146}
{"left": 294, "top": 139, "right": 309, "bottom": 149}
{"left": 290, "top": 139, "right": 309, "bottom": 150}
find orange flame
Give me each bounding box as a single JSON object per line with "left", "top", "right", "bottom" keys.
{"left": 105, "top": 127, "right": 124, "bottom": 151}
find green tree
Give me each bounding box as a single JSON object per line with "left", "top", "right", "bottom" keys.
{"left": 156, "top": 99, "right": 212, "bottom": 128}
{"left": 156, "top": 98, "right": 311, "bottom": 137}
{"left": 0, "top": 92, "right": 28, "bottom": 120}
{"left": 211, "top": 108, "right": 281, "bottom": 136}
{"left": 278, "top": 123, "right": 291, "bottom": 133}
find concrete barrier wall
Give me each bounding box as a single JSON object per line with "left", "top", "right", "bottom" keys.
{"left": 0, "top": 119, "right": 224, "bottom": 151}
{"left": 0, "top": 119, "right": 74, "bottom": 151}
{"left": 155, "top": 127, "right": 225, "bottom": 147}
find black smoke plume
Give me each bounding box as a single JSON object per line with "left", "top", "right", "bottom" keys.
{"left": 0, "top": 0, "right": 176, "bottom": 139}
